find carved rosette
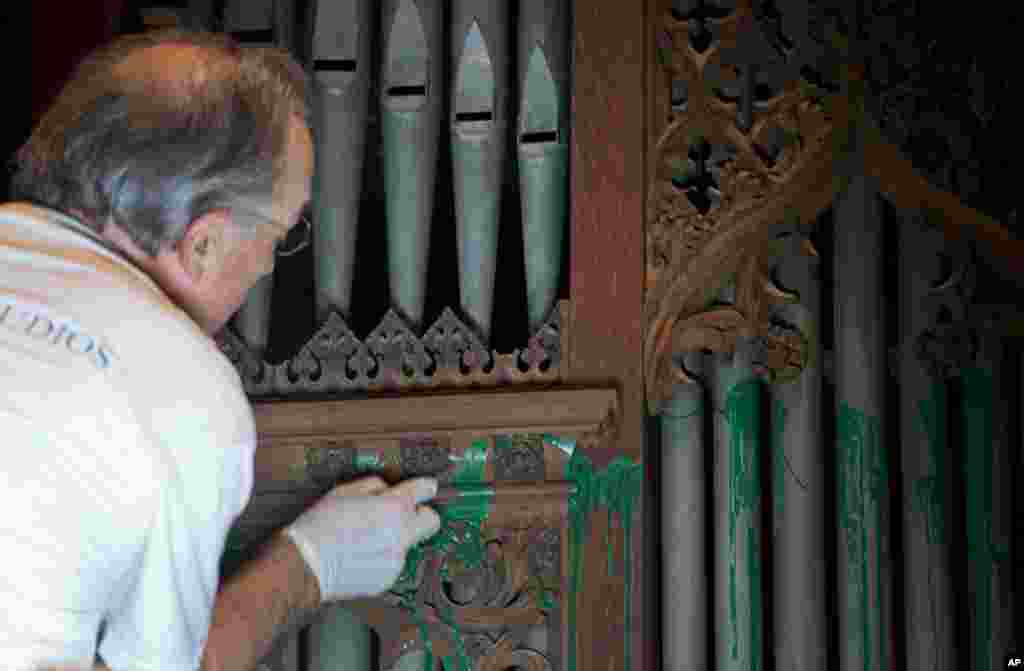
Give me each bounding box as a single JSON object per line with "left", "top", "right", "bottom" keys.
{"left": 218, "top": 300, "right": 569, "bottom": 396}
{"left": 645, "top": 0, "right": 840, "bottom": 412}
{"left": 494, "top": 434, "right": 546, "bottom": 481}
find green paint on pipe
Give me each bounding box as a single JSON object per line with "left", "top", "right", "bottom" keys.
{"left": 961, "top": 366, "right": 1010, "bottom": 671}
{"left": 912, "top": 383, "right": 948, "bottom": 546}
{"left": 724, "top": 379, "right": 762, "bottom": 670}
{"left": 837, "top": 402, "right": 888, "bottom": 671}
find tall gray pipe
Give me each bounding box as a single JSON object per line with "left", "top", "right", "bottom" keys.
{"left": 309, "top": 0, "right": 373, "bottom": 322}
{"left": 898, "top": 210, "right": 956, "bottom": 670}
{"left": 769, "top": 233, "right": 826, "bottom": 670}
{"left": 961, "top": 320, "right": 1016, "bottom": 670}
{"left": 713, "top": 336, "right": 764, "bottom": 671}
{"left": 661, "top": 351, "right": 707, "bottom": 669}
{"left": 833, "top": 174, "right": 893, "bottom": 671}
{"left": 450, "top": 0, "right": 509, "bottom": 343}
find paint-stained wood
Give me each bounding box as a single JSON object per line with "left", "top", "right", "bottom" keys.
{"left": 571, "top": 2, "right": 648, "bottom": 667}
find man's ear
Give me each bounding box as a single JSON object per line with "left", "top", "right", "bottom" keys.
{"left": 178, "top": 210, "right": 233, "bottom": 283}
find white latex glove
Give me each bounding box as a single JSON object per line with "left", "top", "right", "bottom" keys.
{"left": 282, "top": 475, "right": 441, "bottom": 602}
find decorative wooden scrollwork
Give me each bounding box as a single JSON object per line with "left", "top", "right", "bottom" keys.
{"left": 645, "top": 0, "right": 838, "bottom": 412}
{"left": 644, "top": 0, "right": 1024, "bottom": 412}
{"left": 345, "top": 483, "right": 571, "bottom": 671}
{"left": 215, "top": 300, "right": 568, "bottom": 395}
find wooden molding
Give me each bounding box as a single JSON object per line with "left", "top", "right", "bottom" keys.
{"left": 252, "top": 385, "right": 617, "bottom": 442}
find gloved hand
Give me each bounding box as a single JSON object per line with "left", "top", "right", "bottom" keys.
{"left": 282, "top": 475, "right": 441, "bottom": 603}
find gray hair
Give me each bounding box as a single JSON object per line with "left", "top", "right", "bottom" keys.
{"left": 11, "top": 29, "right": 310, "bottom": 257}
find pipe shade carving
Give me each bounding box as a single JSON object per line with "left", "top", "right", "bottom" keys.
{"left": 645, "top": 0, "right": 1024, "bottom": 413}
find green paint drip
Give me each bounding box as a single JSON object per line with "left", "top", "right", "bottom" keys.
{"left": 772, "top": 400, "right": 788, "bottom": 537}
{"left": 724, "top": 379, "right": 762, "bottom": 671}
{"left": 961, "top": 366, "right": 1010, "bottom": 671}
{"left": 451, "top": 439, "right": 489, "bottom": 483}
{"left": 837, "top": 402, "right": 888, "bottom": 671}
{"left": 564, "top": 443, "right": 643, "bottom": 671}
{"left": 912, "top": 384, "right": 948, "bottom": 545}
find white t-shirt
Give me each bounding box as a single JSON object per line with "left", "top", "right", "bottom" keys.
{"left": 0, "top": 203, "right": 256, "bottom": 671}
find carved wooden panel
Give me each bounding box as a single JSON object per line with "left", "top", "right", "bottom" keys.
{"left": 216, "top": 301, "right": 568, "bottom": 396}
{"left": 222, "top": 386, "right": 642, "bottom": 671}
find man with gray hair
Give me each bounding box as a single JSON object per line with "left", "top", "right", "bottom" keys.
{"left": 1, "top": 29, "right": 440, "bottom": 671}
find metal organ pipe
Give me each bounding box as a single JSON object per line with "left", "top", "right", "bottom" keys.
{"left": 381, "top": 0, "right": 444, "bottom": 330}
{"left": 309, "top": 0, "right": 373, "bottom": 322}
{"left": 451, "top": 0, "right": 509, "bottom": 343}
{"left": 833, "top": 175, "right": 893, "bottom": 671}
{"left": 898, "top": 210, "right": 957, "bottom": 671}
{"left": 770, "top": 232, "right": 826, "bottom": 671}
{"left": 660, "top": 352, "right": 707, "bottom": 670}
{"left": 517, "top": 0, "right": 570, "bottom": 335}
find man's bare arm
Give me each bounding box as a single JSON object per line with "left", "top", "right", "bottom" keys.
{"left": 199, "top": 532, "right": 321, "bottom": 671}
{"left": 45, "top": 532, "right": 319, "bottom": 671}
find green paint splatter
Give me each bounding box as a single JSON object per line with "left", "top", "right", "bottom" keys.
{"left": 772, "top": 400, "right": 788, "bottom": 537}
{"left": 355, "top": 450, "right": 381, "bottom": 471}
{"left": 564, "top": 443, "right": 643, "bottom": 671}
{"left": 390, "top": 476, "right": 493, "bottom": 671}
{"left": 912, "top": 384, "right": 948, "bottom": 546}
{"left": 837, "top": 402, "right": 888, "bottom": 671}
{"left": 450, "top": 439, "right": 489, "bottom": 483}
{"left": 724, "top": 379, "right": 762, "bottom": 671}
{"left": 961, "top": 366, "right": 1011, "bottom": 671}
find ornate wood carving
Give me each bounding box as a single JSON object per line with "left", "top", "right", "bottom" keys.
{"left": 645, "top": 0, "right": 836, "bottom": 412}
{"left": 215, "top": 300, "right": 569, "bottom": 396}
{"left": 346, "top": 483, "right": 571, "bottom": 671}
{"left": 645, "top": 0, "right": 1024, "bottom": 413}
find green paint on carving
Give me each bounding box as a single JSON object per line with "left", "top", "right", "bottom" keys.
{"left": 355, "top": 450, "right": 381, "bottom": 471}
{"left": 384, "top": 432, "right": 642, "bottom": 671}
{"left": 450, "top": 438, "right": 489, "bottom": 483}
{"left": 912, "top": 383, "right": 948, "bottom": 545}
{"left": 837, "top": 402, "right": 888, "bottom": 671}
{"left": 772, "top": 399, "right": 788, "bottom": 536}
{"left": 724, "top": 378, "right": 762, "bottom": 671}
{"left": 391, "top": 463, "right": 492, "bottom": 671}
{"left": 961, "top": 366, "right": 1010, "bottom": 671}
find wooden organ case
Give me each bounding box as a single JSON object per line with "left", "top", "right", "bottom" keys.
{"left": 209, "top": 1, "right": 647, "bottom": 671}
